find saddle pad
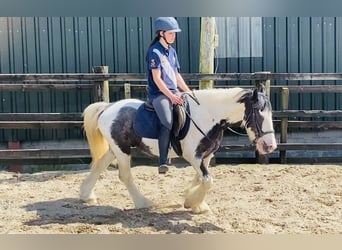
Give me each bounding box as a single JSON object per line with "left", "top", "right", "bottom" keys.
{"left": 133, "top": 100, "right": 191, "bottom": 140}
{"left": 133, "top": 103, "right": 161, "bottom": 139}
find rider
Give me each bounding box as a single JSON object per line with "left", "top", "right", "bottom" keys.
{"left": 146, "top": 17, "right": 191, "bottom": 174}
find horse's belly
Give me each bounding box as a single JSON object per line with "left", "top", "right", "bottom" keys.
{"left": 140, "top": 137, "right": 178, "bottom": 159}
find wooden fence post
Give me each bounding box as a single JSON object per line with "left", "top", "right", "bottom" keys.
{"left": 199, "top": 17, "right": 217, "bottom": 89}
{"left": 280, "top": 87, "right": 289, "bottom": 163}
{"left": 255, "top": 71, "right": 271, "bottom": 96}
{"left": 124, "top": 83, "right": 131, "bottom": 99}
{"left": 92, "top": 66, "right": 109, "bottom": 102}
{"left": 255, "top": 71, "right": 271, "bottom": 164}
{"left": 8, "top": 141, "right": 22, "bottom": 172}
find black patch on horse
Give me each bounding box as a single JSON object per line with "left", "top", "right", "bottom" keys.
{"left": 111, "top": 106, "right": 152, "bottom": 155}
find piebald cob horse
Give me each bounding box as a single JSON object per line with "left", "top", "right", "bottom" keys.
{"left": 80, "top": 86, "right": 277, "bottom": 213}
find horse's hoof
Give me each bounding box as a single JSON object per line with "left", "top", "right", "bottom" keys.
{"left": 87, "top": 199, "right": 98, "bottom": 205}
{"left": 80, "top": 197, "right": 98, "bottom": 205}
{"left": 184, "top": 203, "right": 191, "bottom": 209}
{"left": 190, "top": 202, "right": 211, "bottom": 214}
{"left": 135, "top": 198, "right": 154, "bottom": 209}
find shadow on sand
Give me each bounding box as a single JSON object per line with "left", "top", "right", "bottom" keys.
{"left": 23, "top": 198, "right": 224, "bottom": 234}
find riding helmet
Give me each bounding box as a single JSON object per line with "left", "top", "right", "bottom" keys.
{"left": 154, "top": 17, "right": 181, "bottom": 33}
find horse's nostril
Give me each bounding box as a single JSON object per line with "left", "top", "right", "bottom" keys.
{"left": 267, "top": 144, "right": 277, "bottom": 152}
{"left": 262, "top": 142, "right": 276, "bottom": 153}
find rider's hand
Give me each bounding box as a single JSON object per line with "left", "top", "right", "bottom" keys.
{"left": 169, "top": 93, "right": 183, "bottom": 105}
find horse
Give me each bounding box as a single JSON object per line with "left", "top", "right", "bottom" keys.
{"left": 80, "top": 85, "right": 277, "bottom": 213}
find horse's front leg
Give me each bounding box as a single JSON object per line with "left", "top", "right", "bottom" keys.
{"left": 184, "top": 154, "right": 214, "bottom": 213}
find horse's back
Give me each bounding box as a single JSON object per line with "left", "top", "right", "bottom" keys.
{"left": 101, "top": 99, "right": 142, "bottom": 117}
{"left": 97, "top": 99, "right": 143, "bottom": 135}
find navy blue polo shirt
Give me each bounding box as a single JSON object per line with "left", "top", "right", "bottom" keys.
{"left": 146, "top": 41, "right": 180, "bottom": 100}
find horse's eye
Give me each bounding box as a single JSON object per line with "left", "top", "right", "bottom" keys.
{"left": 253, "top": 103, "right": 262, "bottom": 110}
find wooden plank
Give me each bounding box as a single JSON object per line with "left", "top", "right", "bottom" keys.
{"left": 271, "top": 85, "right": 342, "bottom": 93}
{"left": 273, "top": 120, "right": 342, "bottom": 129}
{"left": 0, "top": 147, "right": 155, "bottom": 166}
{"left": 1, "top": 72, "right": 342, "bottom": 83}
{"left": 0, "top": 157, "right": 91, "bottom": 165}
{"left": 276, "top": 143, "right": 342, "bottom": 150}
{"left": 0, "top": 143, "right": 341, "bottom": 165}
{"left": 283, "top": 157, "right": 342, "bottom": 164}
{"left": 217, "top": 143, "right": 342, "bottom": 152}
{"left": 216, "top": 156, "right": 342, "bottom": 164}
{"left": 0, "top": 121, "right": 83, "bottom": 129}
{"left": 0, "top": 148, "right": 90, "bottom": 158}
{"left": 0, "top": 83, "right": 342, "bottom": 93}
{"left": 0, "top": 83, "right": 93, "bottom": 91}
{"left": 273, "top": 110, "right": 342, "bottom": 118}
{"left": 0, "top": 147, "right": 151, "bottom": 159}
{"left": 2, "top": 120, "right": 339, "bottom": 129}
{"left": 184, "top": 73, "right": 342, "bottom": 81}
{"left": 0, "top": 113, "right": 82, "bottom": 121}
{"left": 0, "top": 73, "right": 147, "bottom": 82}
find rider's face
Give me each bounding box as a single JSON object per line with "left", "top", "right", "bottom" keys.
{"left": 163, "top": 31, "right": 176, "bottom": 44}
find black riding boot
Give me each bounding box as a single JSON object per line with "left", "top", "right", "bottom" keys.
{"left": 158, "top": 125, "right": 171, "bottom": 174}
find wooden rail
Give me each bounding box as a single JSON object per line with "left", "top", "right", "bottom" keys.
{"left": 0, "top": 71, "right": 341, "bottom": 170}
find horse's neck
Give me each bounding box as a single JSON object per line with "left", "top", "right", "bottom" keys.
{"left": 192, "top": 88, "right": 245, "bottom": 124}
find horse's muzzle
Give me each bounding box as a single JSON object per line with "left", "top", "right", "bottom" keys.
{"left": 255, "top": 134, "right": 277, "bottom": 155}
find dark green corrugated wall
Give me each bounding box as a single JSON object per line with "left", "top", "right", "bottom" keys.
{"left": 215, "top": 17, "right": 342, "bottom": 112}
{"left": 0, "top": 17, "right": 341, "bottom": 142}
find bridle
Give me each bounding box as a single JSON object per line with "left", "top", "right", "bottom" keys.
{"left": 244, "top": 99, "right": 275, "bottom": 144}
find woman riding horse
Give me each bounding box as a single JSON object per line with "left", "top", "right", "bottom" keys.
{"left": 146, "top": 17, "right": 191, "bottom": 174}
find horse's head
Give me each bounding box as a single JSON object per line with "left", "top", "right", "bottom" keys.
{"left": 239, "top": 85, "right": 277, "bottom": 154}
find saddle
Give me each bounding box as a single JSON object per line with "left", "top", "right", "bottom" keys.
{"left": 144, "top": 101, "right": 187, "bottom": 138}
{"left": 134, "top": 100, "right": 190, "bottom": 156}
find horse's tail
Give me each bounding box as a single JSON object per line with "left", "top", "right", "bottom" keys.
{"left": 83, "top": 102, "right": 111, "bottom": 164}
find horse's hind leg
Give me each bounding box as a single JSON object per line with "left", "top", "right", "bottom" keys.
{"left": 80, "top": 149, "right": 114, "bottom": 204}
{"left": 116, "top": 153, "right": 154, "bottom": 209}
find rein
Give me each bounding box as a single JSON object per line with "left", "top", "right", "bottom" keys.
{"left": 180, "top": 92, "right": 208, "bottom": 138}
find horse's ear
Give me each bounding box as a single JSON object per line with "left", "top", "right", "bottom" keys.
{"left": 256, "top": 83, "right": 266, "bottom": 93}
{"left": 252, "top": 88, "right": 259, "bottom": 102}
{"left": 252, "top": 83, "right": 265, "bottom": 102}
